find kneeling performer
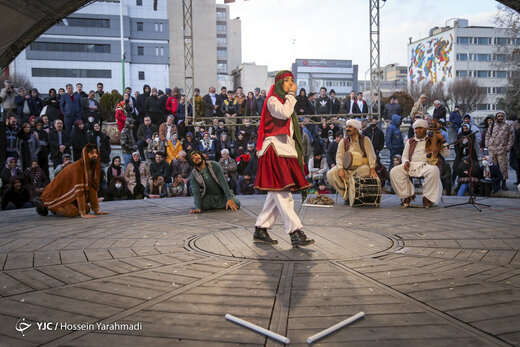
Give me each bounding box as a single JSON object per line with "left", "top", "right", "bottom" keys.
{"left": 390, "top": 119, "right": 450, "bottom": 207}
{"left": 188, "top": 150, "right": 240, "bottom": 213}
{"left": 327, "top": 119, "right": 378, "bottom": 202}
{"left": 34, "top": 144, "right": 109, "bottom": 218}
{"left": 254, "top": 70, "right": 314, "bottom": 247}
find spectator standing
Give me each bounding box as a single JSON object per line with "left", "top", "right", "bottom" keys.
{"left": 432, "top": 100, "right": 447, "bottom": 120}
{"left": 59, "top": 83, "right": 82, "bottom": 135}
{"left": 316, "top": 87, "right": 332, "bottom": 115}
{"left": 203, "top": 86, "right": 221, "bottom": 118}
{"left": 193, "top": 88, "right": 204, "bottom": 118}
{"left": 486, "top": 111, "right": 514, "bottom": 190}
{"left": 42, "top": 88, "right": 61, "bottom": 123}
{"left": 363, "top": 118, "right": 385, "bottom": 158}
{"left": 70, "top": 120, "right": 88, "bottom": 161}
{"left": 87, "top": 123, "right": 111, "bottom": 168}
{"left": 330, "top": 89, "right": 341, "bottom": 115}
{"left": 135, "top": 84, "right": 151, "bottom": 126}
{"left": 354, "top": 92, "right": 368, "bottom": 114}
{"left": 16, "top": 122, "right": 40, "bottom": 171}
{"left": 176, "top": 95, "right": 192, "bottom": 138}
{"left": 82, "top": 90, "right": 100, "bottom": 127}
{"left": 120, "top": 118, "right": 138, "bottom": 168}
{"left": 48, "top": 119, "right": 70, "bottom": 170}
{"left": 34, "top": 119, "right": 49, "bottom": 177}
{"left": 145, "top": 88, "right": 165, "bottom": 126}
{"left": 343, "top": 90, "right": 357, "bottom": 114}
{"left": 253, "top": 87, "right": 265, "bottom": 116}
{"left": 449, "top": 105, "right": 463, "bottom": 133}
{"left": 221, "top": 90, "right": 239, "bottom": 139}
{"left": 15, "top": 88, "right": 33, "bottom": 123}
{"left": 1, "top": 80, "right": 17, "bottom": 119}
{"left": 386, "top": 114, "right": 404, "bottom": 170}
{"left": 410, "top": 94, "right": 427, "bottom": 120}
{"left": 384, "top": 96, "right": 402, "bottom": 121}
{"left": 29, "top": 89, "right": 43, "bottom": 117}
{"left": 295, "top": 88, "right": 308, "bottom": 116}
{"left": 94, "top": 82, "right": 105, "bottom": 102}
{"left": 115, "top": 101, "right": 127, "bottom": 133}
{"left": 5, "top": 115, "right": 19, "bottom": 159}
{"left": 481, "top": 115, "right": 494, "bottom": 151}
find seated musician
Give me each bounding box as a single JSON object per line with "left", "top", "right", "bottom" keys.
{"left": 327, "top": 119, "right": 378, "bottom": 203}
{"left": 390, "top": 119, "right": 450, "bottom": 208}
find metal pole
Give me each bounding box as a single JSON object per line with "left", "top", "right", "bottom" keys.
{"left": 120, "top": 0, "right": 125, "bottom": 93}
{"left": 183, "top": 0, "right": 195, "bottom": 123}
{"left": 369, "top": 0, "right": 381, "bottom": 121}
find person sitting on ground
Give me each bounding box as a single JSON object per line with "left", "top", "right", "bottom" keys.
{"left": 168, "top": 173, "right": 188, "bottom": 197}
{"left": 53, "top": 154, "right": 72, "bottom": 176}
{"left": 317, "top": 180, "right": 331, "bottom": 194}
{"left": 108, "top": 176, "right": 130, "bottom": 201}
{"left": 1, "top": 157, "right": 23, "bottom": 195}
{"left": 237, "top": 173, "right": 255, "bottom": 195}
{"left": 149, "top": 152, "right": 171, "bottom": 183}
{"left": 456, "top": 156, "right": 483, "bottom": 196}
{"left": 480, "top": 155, "right": 503, "bottom": 196}
{"left": 307, "top": 148, "right": 328, "bottom": 187}
{"left": 225, "top": 172, "right": 237, "bottom": 195}
{"left": 33, "top": 144, "right": 109, "bottom": 218}
{"left": 441, "top": 159, "right": 452, "bottom": 196}
{"left": 23, "top": 159, "right": 49, "bottom": 199}
{"left": 374, "top": 156, "right": 388, "bottom": 187}
{"left": 187, "top": 150, "right": 240, "bottom": 213}
{"left": 124, "top": 151, "right": 150, "bottom": 199}
{"left": 2, "top": 176, "right": 32, "bottom": 210}
{"left": 145, "top": 174, "right": 168, "bottom": 199}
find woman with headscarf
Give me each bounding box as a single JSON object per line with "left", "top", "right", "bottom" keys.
{"left": 43, "top": 88, "right": 61, "bottom": 123}
{"left": 124, "top": 151, "right": 150, "bottom": 199}
{"left": 453, "top": 122, "right": 478, "bottom": 183}
{"left": 253, "top": 70, "right": 314, "bottom": 247}
{"left": 215, "top": 132, "right": 234, "bottom": 160}
{"left": 87, "top": 122, "right": 111, "bottom": 167}
{"left": 71, "top": 120, "right": 88, "bottom": 161}
{"left": 0, "top": 157, "right": 23, "bottom": 195}
{"left": 166, "top": 132, "right": 183, "bottom": 164}
{"left": 34, "top": 118, "right": 50, "bottom": 177}
{"left": 115, "top": 101, "right": 127, "bottom": 133}
{"left": 16, "top": 122, "right": 40, "bottom": 171}
{"left": 244, "top": 91, "right": 255, "bottom": 117}
{"left": 23, "top": 159, "right": 49, "bottom": 199}
{"left": 295, "top": 88, "right": 308, "bottom": 116}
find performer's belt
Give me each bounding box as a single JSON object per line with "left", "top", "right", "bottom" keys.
{"left": 342, "top": 151, "right": 368, "bottom": 170}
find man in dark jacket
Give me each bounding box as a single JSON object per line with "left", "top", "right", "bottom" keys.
{"left": 330, "top": 89, "right": 341, "bottom": 114}
{"left": 326, "top": 131, "right": 343, "bottom": 169}
{"left": 362, "top": 118, "right": 385, "bottom": 158}
{"left": 135, "top": 84, "right": 151, "bottom": 125}
{"left": 136, "top": 116, "right": 159, "bottom": 160}
{"left": 316, "top": 87, "right": 331, "bottom": 115}
{"left": 43, "top": 88, "right": 61, "bottom": 123}
{"left": 145, "top": 88, "right": 166, "bottom": 126}
{"left": 449, "top": 105, "right": 463, "bottom": 133}
{"left": 237, "top": 173, "right": 255, "bottom": 195}
{"left": 432, "top": 100, "right": 447, "bottom": 120}
{"left": 2, "top": 176, "right": 32, "bottom": 210}
{"left": 385, "top": 114, "right": 404, "bottom": 170}
{"left": 384, "top": 96, "right": 402, "bottom": 121}
{"left": 203, "top": 86, "right": 221, "bottom": 118}
{"left": 150, "top": 152, "right": 171, "bottom": 183}
{"left": 60, "top": 83, "right": 82, "bottom": 135}
{"left": 48, "top": 119, "right": 71, "bottom": 170}
{"left": 14, "top": 88, "right": 34, "bottom": 123}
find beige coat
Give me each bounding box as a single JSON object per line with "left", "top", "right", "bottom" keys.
{"left": 124, "top": 162, "right": 150, "bottom": 194}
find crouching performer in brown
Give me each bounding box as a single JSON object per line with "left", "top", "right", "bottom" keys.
{"left": 33, "top": 143, "right": 109, "bottom": 218}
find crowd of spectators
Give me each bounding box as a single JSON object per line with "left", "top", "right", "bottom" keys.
{"left": 1, "top": 78, "right": 519, "bottom": 210}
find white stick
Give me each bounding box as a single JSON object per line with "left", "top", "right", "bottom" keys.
{"left": 306, "top": 311, "right": 365, "bottom": 344}
{"left": 225, "top": 313, "right": 290, "bottom": 344}
{"left": 302, "top": 204, "right": 334, "bottom": 208}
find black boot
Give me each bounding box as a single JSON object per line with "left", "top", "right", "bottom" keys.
{"left": 33, "top": 197, "right": 48, "bottom": 216}
{"left": 502, "top": 180, "right": 509, "bottom": 191}
{"left": 253, "top": 227, "right": 278, "bottom": 244}
{"left": 290, "top": 230, "right": 315, "bottom": 247}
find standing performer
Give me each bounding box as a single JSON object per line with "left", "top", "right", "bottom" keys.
{"left": 253, "top": 70, "right": 314, "bottom": 247}
{"left": 390, "top": 119, "right": 450, "bottom": 207}
{"left": 33, "top": 143, "right": 109, "bottom": 218}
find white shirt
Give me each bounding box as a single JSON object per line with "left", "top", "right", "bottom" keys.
{"left": 349, "top": 99, "right": 355, "bottom": 113}
{"left": 356, "top": 100, "right": 364, "bottom": 112}
{"left": 258, "top": 93, "right": 297, "bottom": 158}
{"left": 166, "top": 125, "right": 173, "bottom": 141}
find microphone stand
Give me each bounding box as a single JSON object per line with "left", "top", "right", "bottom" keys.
{"left": 444, "top": 135, "right": 490, "bottom": 212}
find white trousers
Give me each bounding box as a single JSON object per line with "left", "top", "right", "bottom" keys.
{"left": 390, "top": 162, "right": 442, "bottom": 205}
{"left": 256, "top": 191, "right": 303, "bottom": 234}
{"left": 327, "top": 165, "right": 370, "bottom": 199}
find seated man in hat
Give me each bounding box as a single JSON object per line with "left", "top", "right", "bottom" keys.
{"left": 390, "top": 119, "right": 450, "bottom": 208}
{"left": 187, "top": 150, "right": 240, "bottom": 213}
{"left": 34, "top": 143, "right": 109, "bottom": 218}
{"left": 326, "top": 119, "right": 378, "bottom": 202}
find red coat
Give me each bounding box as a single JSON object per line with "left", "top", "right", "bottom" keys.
{"left": 115, "top": 109, "right": 126, "bottom": 132}
{"left": 166, "top": 97, "right": 179, "bottom": 116}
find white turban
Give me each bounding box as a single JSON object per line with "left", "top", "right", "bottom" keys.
{"left": 413, "top": 119, "right": 429, "bottom": 129}
{"left": 346, "top": 119, "right": 362, "bottom": 131}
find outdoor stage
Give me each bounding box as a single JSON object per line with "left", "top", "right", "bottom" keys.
{"left": 0, "top": 194, "right": 519, "bottom": 346}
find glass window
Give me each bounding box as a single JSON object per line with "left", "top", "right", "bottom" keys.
{"left": 476, "top": 104, "right": 488, "bottom": 111}
{"left": 216, "top": 22, "right": 226, "bottom": 32}
{"left": 496, "top": 54, "right": 508, "bottom": 62}
{"left": 217, "top": 35, "right": 227, "bottom": 45}
{"left": 136, "top": 0, "right": 142, "bottom": 5}
{"left": 30, "top": 42, "right": 111, "bottom": 53}
{"left": 217, "top": 48, "right": 227, "bottom": 59}
{"left": 155, "top": 47, "right": 159, "bottom": 56}
{"left": 475, "top": 37, "right": 491, "bottom": 45}
{"left": 217, "top": 62, "right": 227, "bottom": 72}
{"left": 60, "top": 17, "right": 110, "bottom": 28}
{"left": 475, "top": 54, "right": 490, "bottom": 61}
{"left": 456, "top": 70, "right": 468, "bottom": 77}
{"left": 495, "top": 37, "right": 509, "bottom": 45}
{"left": 456, "top": 53, "right": 468, "bottom": 61}
{"left": 137, "top": 46, "right": 144, "bottom": 55}
{"left": 159, "top": 23, "right": 163, "bottom": 32}
{"left": 155, "top": 23, "right": 159, "bottom": 32}
{"left": 216, "top": 9, "right": 226, "bottom": 19}
{"left": 138, "top": 71, "right": 145, "bottom": 80}
{"left": 137, "top": 22, "right": 144, "bottom": 31}
{"left": 495, "top": 71, "right": 507, "bottom": 78}
{"left": 477, "top": 70, "right": 489, "bottom": 78}
{"left": 496, "top": 87, "right": 506, "bottom": 94}
{"left": 160, "top": 47, "right": 164, "bottom": 56}
{"left": 457, "top": 37, "right": 472, "bottom": 44}
{"left": 32, "top": 68, "right": 111, "bottom": 78}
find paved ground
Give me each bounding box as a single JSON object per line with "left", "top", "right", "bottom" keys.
{"left": 0, "top": 194, "right": 519, "bottom": 346}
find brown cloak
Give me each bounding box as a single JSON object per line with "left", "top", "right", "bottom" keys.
{"left": 41, "top": 145, "right": 101, "bottom": 210}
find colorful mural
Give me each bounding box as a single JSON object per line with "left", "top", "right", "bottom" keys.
{"left": 408, "top": 31, "right": 454, "bottom": 86}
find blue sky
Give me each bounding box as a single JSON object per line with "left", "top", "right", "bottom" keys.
{"left": 221, "top": 0, "right": 500, "bottom": 79}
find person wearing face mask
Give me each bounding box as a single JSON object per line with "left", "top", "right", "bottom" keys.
{"left": 82, "top": 90, "right": 100, "bottom": 129}
{"left": 480, "top": 156, "right": 503, "bottom": 196}
{"left": 362, "top": 117, "right": 385, "bottom": 158}
{"left": 146, "top": 132, "right": 165, "bottom": 163}
{"left": 87, "top": 123, "right": 111, "bottom": 168}
{"left": 485, "top": 111, "right": 514, "bottom": 190}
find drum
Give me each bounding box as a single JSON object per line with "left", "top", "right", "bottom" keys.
{"left": 342, "top": 151, "right": 368, "bottom": 170}
{"left": 348, "top": 176, "right": 381, "bottom": 207}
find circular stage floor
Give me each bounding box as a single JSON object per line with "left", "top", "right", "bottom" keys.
{"left": 0, "top": 194, "right": 519, "bottom": 346}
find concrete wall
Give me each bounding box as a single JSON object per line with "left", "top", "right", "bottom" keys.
{"left": 232, "top": 64, "right": 271, "bottom": 93}
{"left": 226, "top": 19, "right": 242, "bottom": 75}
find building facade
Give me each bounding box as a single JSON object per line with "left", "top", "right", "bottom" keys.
{"left": 408, "top": 19, "right": 517, "bottom": 116}
{"left": 10, "top": 0, "right": 169, "bottom": 94}
{"left": 291, "top": 59, "right": 358, "bottom": 97}
{"left": 231, "top": 63, "right": 271, "bottom": 93}
{"left": 167, "top": 1, "right": 241, "bottom": 93}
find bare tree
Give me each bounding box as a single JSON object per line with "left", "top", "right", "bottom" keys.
{"left": 429, "top": 84, "right": 451, "bottom": 112}
{"left": 447, "top": 78, "right": 486, "bottom": 115}
{"left": 0, "top": 72, "right": 33, "bottom": 92}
